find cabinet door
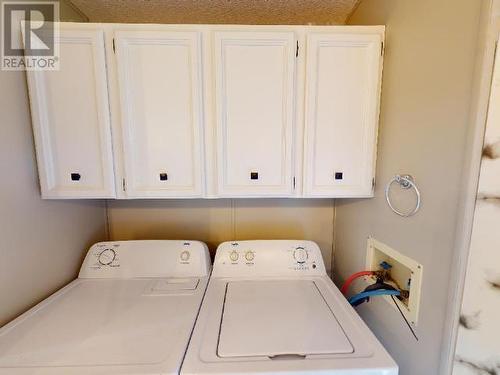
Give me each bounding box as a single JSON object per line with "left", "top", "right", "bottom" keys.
{"left": 26, "top": 27, "right": 115, "bottom": 198}
{"left": 214, "top": 31, "right": 296, "bottom": 197}
{"left": 304, "top": 33, "right": 383, "bottom": 197}
{"left": 115, "top": 30, "right": 205, "bottom": 198}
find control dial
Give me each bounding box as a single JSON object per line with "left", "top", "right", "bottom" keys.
{"left": 180, "top": 250, "right": 190, "bottom": 262}
{"left": 229, "top": 250, "right": 239, "bottom": 262}
{"left": 244, "top": 251, "right": 255, "bottom": 262}
{"left": 293, "top": 248, "right": 308, "bottom": 264}
{"left": 98, "top": 248, "right": 116, "bottom": 265}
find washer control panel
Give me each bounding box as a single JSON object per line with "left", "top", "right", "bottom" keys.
{"left": 213, "top": 240, "right": 326, "bottom": 278}
{"left": 79, "top": 240, "right": 211, "bottom": 279}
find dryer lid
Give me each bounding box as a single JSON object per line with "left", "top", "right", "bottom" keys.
{"left": 0, "top": 278, "right": 203, "bottom": 370}
{"left": 218, "top": 280, "right": 354, "bottom": 358}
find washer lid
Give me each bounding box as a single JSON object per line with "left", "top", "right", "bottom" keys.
{"left": 218, "top": 280, "right": 354, "bottom": 358}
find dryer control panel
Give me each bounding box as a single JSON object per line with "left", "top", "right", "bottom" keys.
{"left": 212, "top": 240, "right": 326, "bottom": 278}
{"left": 79, "top": 240, "right": 211, "bottom": 279}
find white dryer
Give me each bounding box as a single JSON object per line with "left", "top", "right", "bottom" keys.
{"left": 0, "top": 240, "right": 211, "bottom": 375}
{"left": 182, "top": 240, "right": 398, "bottom": 375}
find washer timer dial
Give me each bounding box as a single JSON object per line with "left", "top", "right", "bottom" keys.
{"left": 98, "top": 248, "right": 116, "bottom": 265}
{"left": 244, "top": 251, "right": 255, "bottom": 262}
{"left": 293, "top": 248, "right": 308, "bottom": 264}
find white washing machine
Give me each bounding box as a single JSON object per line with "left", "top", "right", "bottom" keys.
{"left": 182, "top": 240, "right": 398, "bottom": 375}
{"left": 0, "top": 240, "right": 211, "bottom": 375}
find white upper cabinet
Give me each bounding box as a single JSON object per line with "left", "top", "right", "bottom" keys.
{"left": 26, "top": 24, "right": 384, "bottom": 200}
{"left": 26, "top": 26, "right": 115, "bottom": 198}
{"left": 303, "top": 32, "right": 383, "bottom": 197}
{"left": 213, "top": 31, "right": 296, "bottom": 197}
{"left": 114, "top": 30, "right": 205, "bottom": 198}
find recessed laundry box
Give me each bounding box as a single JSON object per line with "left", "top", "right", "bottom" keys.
{"left": 0, "top": 240, "right": 211, "bottom": 375}
{"left": 181, "top": 240, "right": 398, "bottom": 375}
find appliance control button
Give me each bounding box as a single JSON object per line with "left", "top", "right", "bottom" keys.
{"left": 293, "top": 248, "right": 308, "bottom": 264}
{"left": 98, "top": 248, "right": 116, "bottom": 265}
{"left": 180, "top": 250, "right": 190, "bottom": 261}
{"left": 229, "top": 251, "right": 239, "bottom": 262}
{"left": 245, "top": 251, "right": 255, "bottom": 262}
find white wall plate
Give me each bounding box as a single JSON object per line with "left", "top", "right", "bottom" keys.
{"left": 366, "top": 237, "right": 423, "bottom": 326}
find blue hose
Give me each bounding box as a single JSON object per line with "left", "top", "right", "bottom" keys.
{"left": 348, "top": 289, "right": 401, "bottom": 306}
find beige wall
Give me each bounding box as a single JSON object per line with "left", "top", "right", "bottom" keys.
{"left": 332, "top": 0, "right": 483, "bottom": 374}
{"left": 108, "top": 199, "right": 335, "bottom": 272}
{"left": 0, "top": 0, "right": 107, "bottom": 327}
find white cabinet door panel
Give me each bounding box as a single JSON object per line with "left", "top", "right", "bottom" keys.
{"left": 26, "top": 28, "right": 115, "bottom": 198}
{"left": 214, "top": 31, "right": 296, "bottom": 197}
{"left": 304, "top": 33, "right": 383, "bottom": 197}
{"left": 115, "top": 30, "right": 204, "bottom": 198}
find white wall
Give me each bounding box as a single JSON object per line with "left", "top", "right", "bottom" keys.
{"left": 0, "top": 0, "right": 107, "bottom": 326}
{"left": 333, "top": 0, "right": 484, "bottom": 374}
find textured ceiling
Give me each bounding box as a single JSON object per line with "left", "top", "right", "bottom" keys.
{"left": 68, "top": 0, "right": 359, "bottom": 25}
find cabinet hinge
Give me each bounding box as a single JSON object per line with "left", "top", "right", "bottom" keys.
{"left": 112, "top": 38, "right": 116, "bottom": 53}
{"left": 296, "top": 41, "right": 299, "bottom": 58}
{"left": 372, "top": 177, "right": 376, "bottom": 189}
{"left": 381, "top": 41, "right": 384, "bottom": 56}
{"left": 293, "top": 177, "right": 296, "bottom": 189}
{"left": 122, "top": 178, "right": 126, "bottom": 192}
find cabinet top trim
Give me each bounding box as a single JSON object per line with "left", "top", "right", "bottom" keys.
{"left": 56, "top": 22, "right": 385, "bottom": 35}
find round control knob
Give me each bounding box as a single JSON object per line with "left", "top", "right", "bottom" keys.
{"left": 98, "top": 248, "right": 115, "bottom": 265}
{"left": 180, "top": 250, "right": 190, "bottom": 262}
{"left": 229, "top": 250, "right": 239, "bottom": 262}
{"left": 245, "top": 251, "right": 255, "bottom": 262}
{"left": 293, "top": 248, "right": 308, "bottom": 264}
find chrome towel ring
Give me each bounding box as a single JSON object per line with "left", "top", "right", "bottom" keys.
{"left": 385, "top": 174, "right": 421, "bottom": 217}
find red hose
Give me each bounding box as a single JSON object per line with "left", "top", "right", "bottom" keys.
{"left": 340, "top": 271, "right": 375, "bottom": 295}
